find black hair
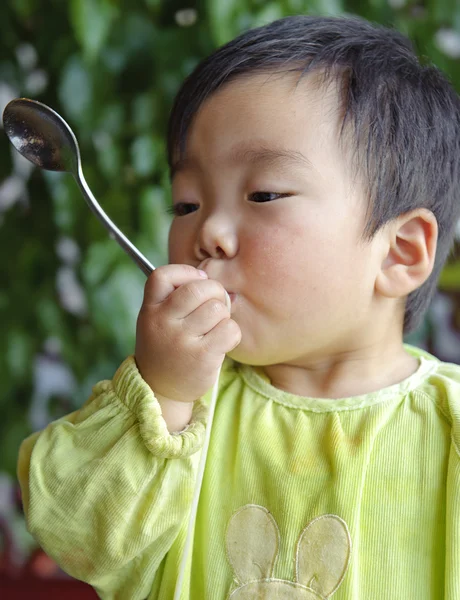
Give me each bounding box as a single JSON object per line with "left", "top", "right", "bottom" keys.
{"left": 167, "top": 15, "right": 460, "bottom": 334}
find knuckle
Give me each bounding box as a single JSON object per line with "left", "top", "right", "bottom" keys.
{"left": 137, "top": 304, "right": 154, "bottom": 324}
{"left": 208, "top": 299, "right": 226, "bottom": 316}
{"left": 185, "top": 281, "right": 205, "bottom": 302}
{"left": 179, "top": 334, "right": 196, "bottom": 355}
{"left": 187, "top": 264, "right": 202, "bottom": 276}
{"left": 195, "top": 340, "right": 212, "bottom": 359}
{"left": 144, "top": 272, "right": 163, "bottom": 297}
{"left": 226, "top": 319, "right": 242, "bottom": 342}
{"left": 153, "top": 266, "right": 169, "bottom": 284}
{"left": 175, "top": 263, "right": 201, "bottom": 277}
{"left": 152, "top": 265, "right": 166, "bottom": 277}
{"left": 143, "top": 273, "right": 156, "bottom": 292}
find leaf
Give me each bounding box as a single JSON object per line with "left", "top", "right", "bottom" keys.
{"left": 70, "top": 0, "right": 119, "bottom": 63}
{"left": 81, "top": 238, "right": 120, "bottom": 286}
{"left": 98, "top": 103, "right": 125, "bottom": 136}
{"left": 251, "top": 4, "right": 285, "bottom": 28}
{"left": 207, "top": 0, "right": 242, "bottom": 46}
{"left": 44, "top": 172, "right": 78, "bottom": 232}
{"left": 428, "top": 0, "right": 459, "bottom": 24}
{"left": 0, "top": 419, "right": 31, "bottom": 476}
{"left": 438, "top": 261, "right": 460, "bottom": 291}
{"left": 89, "top": 264, "right": 144, "bottom": 353}
{"left": 7, "top": 330, "right": 34, "bottom": 380}
{"left": 131, "top": 134, "right": 161, "bottom": 177}
{"left": 96, "top": 135, "right": 122, "bottom": 179}
{"left": 145, "top": 0, "right": 161, "bottom": 8}
{"left": 11, "top": 0, "right": 36, "bottom": 20}
{"left": 58, "top": 54, "right": 92, "bottom": 124}
{"left": 132, "top": 93, "right": 158, "bottom": 133}
{"left": 138, "top": 185, "right": 170, "bottom": 257}
{"left": 290, "top": 0, "right": 344, "bottom": 15}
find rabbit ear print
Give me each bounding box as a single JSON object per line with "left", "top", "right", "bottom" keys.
{"left": 225, "top": 504, "right": 280, "bottom": 584}
{"left": 296, "top": 514, "right": 352, "bottom": 598}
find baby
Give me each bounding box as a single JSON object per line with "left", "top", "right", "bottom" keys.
{"left": 18, "top": 14, "right": 460, "bottom": 600}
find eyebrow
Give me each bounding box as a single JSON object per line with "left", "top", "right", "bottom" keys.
{"left": 170, "top": 143, "right": 314, "bottom": 180}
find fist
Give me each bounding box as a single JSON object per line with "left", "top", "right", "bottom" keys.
{"left": 135, "top": 264, "right": 241, "bottom": 403}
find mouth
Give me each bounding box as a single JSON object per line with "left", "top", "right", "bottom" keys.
{"left": 224, "top": 291, "right": 237, "bottom": 313}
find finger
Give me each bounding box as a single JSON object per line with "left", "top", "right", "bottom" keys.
{"left": 182, "top": 298, "right": 231, "bottom": 337}
{"left": 165, "top": 279, "right": 230, "bottom": 319}
{"left": 143, "top": 264, "right": 208, "bottom": 305}
{"left": 202, "top": 318, "right": 242, "bottom": 355}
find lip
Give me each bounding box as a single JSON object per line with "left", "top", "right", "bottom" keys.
{"left": 196, "top": 262, "right": 236, "bottom": 305}
{"left": 227, "top": 292, "right": 238, "bottom": 313}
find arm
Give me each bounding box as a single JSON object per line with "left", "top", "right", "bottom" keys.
{"left": 17, "top": 264, "right": 240, "bottom": 598}
{"left": 17, "top": 356, "right": 207, "bottom": 599}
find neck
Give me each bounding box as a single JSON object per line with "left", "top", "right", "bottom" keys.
{"left": 262, "top": 337, "right": 419, "bottom": 400}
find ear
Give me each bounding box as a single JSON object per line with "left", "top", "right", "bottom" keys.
{"left": 225, "top": 504, "right": 280, "bottom": 585}
{"left": 296, "top": 514, "right": 351, "bottom": 595}
{"left": 375, "top": 208, "right": 438, "bottom": 299}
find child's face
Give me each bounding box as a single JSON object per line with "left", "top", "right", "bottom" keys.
{"left": 168, "top": 71, "right": 392, "bottom": 366}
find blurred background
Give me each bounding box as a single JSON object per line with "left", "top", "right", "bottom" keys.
{"left": 0, "top": 0, "right": 459, "bottom": 596}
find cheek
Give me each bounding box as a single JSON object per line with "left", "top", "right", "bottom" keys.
{"left": 245, "top": 222, "right": 366, "bottom": 312}
{"left": 168, "top": 222, "right": 192, "bottom": 263}
{"left": 244, "top": 226, "right": 314, "bottom": 300}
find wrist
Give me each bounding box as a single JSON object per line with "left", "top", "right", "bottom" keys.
{"left": 155, "top": 393, "right": 194, "bottom": 434}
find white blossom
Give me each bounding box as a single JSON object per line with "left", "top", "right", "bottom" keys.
{"left": 29, "top": 354, "right": 77, "bottom": 430}
{"left": 435, "top": 28, "right": 460, "bottom": 59}
{"left": 56, "top": 266, "right": 88, "bottom": 316}
{"left": 56, "top": 236, "right": 81, "bottom": 265}
{"left": 0, "top": 82, "right": 19, "bottom": 128}
{"left": 175, "top": 9, "right": 197, "bottom": 27}
{"left": 24, "top": 69, "right": 48, "bottom": 95}
{"left": 0, "top": 175, "right": 27, "bottom": 212}
{"left": 387, "top": 0, "right": 406, "bottom": 8}
{"left": 15, "top": 43, "right": 38, "bottom": 71}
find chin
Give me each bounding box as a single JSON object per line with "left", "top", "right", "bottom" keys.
{"left": 226, "top": 345, "right": 275, "bottom": 367}
{"left": 226, "top": 345, "right": 255, "bottom": 365}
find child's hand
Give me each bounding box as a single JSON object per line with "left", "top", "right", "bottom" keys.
{"left": 135, "top": 264, "right": 241, "bottom": 406}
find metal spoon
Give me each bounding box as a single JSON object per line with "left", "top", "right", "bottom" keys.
{"left": 2, "top": 97, "right": 155, "bottom": 276}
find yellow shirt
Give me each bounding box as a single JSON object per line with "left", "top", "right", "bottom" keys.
{"left": 17, "top": 344, "right": 460, "bottom": 598}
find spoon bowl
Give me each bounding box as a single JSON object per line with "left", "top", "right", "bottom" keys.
{"left": 2, "top": 98, "right": 154, "bottom": 276}
{"left": 3, "top": 98, "right": 79, "bottom": 172}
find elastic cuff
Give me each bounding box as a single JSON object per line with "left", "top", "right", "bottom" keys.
{"left": 171, "top": 423, "right": 191, "bottom": 435}
{"left": 112, "top": 356, "right": 208, "bottom": 458}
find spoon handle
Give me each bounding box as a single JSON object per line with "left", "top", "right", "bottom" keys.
{"left": 75, "top": 164, "right": 155, "bottom": 277}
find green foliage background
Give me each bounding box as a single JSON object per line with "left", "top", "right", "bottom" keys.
{"left": 0, "top": 0, "right": 459, "bottom": 479}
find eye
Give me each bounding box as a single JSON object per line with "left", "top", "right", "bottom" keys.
{"left": 248, "top": 192, "right": 290, "bottom": 203}
{"left": 166, "top": 203, "right": 199, "bottom": 217}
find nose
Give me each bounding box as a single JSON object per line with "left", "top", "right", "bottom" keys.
{"left": 195, "top": 212, "right": 239, "bottom": 261}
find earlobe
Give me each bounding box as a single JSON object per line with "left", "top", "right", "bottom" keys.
{"left": 375, "top": 209, "right": 438, "bottom": 299}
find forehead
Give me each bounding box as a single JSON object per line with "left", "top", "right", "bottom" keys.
{"left": 172, "top": 71, "right": 345, "bottom": 176}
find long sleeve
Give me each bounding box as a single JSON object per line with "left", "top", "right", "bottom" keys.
{"left": 446, "top": 442, "right": 460, "bottom": 598}
{"left": 444, "top": 362, "right": 460, "bottom": 598}
{"left": 17, "top": 356, "right": 208, "bottom": 599}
